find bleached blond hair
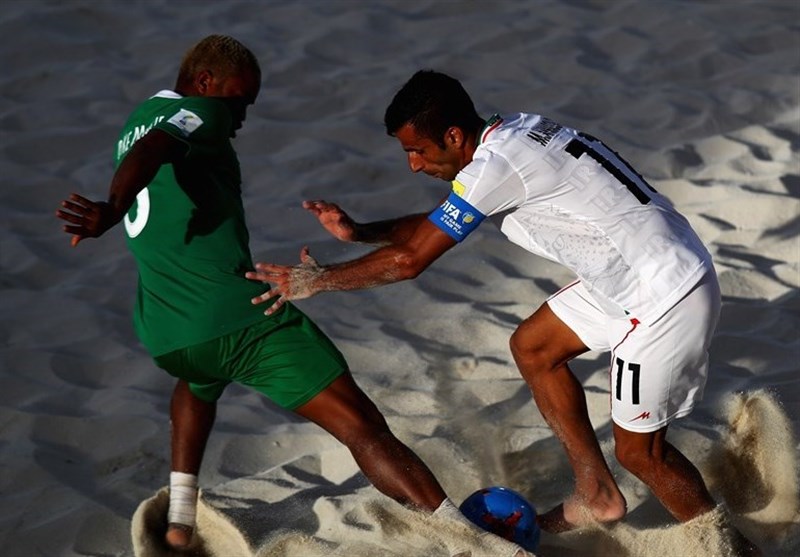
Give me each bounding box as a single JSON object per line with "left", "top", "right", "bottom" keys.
{"left": 175, "top": 35, "right": 260, "bottom": 88}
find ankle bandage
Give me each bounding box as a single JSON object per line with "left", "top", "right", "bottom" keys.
{"left": 434, "top": 497, "right": 473, "bottom": 526}
{"left": 168, "top": 472, "right": 198, "bottom": 527}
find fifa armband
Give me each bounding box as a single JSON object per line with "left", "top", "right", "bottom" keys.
{"left": 428, "top": 191, "right": 486, "bottom": 242}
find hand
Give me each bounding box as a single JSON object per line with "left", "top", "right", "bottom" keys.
{"left": 303, "top": 200, "right": 358, "bottom": 242}
{"left": 56, "top": 194, "right": 121, "bottom": 247}
{"left": 246, "top": 247, "right": 323, "bottom": 315}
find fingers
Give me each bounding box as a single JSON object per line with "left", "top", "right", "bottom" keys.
{"left": 56, "top": 194, "right": 98, "bottom": 236}
{"left": 303, "top": 200, "right": 339, "bottom": 214}
{"left": 245, "top": 258, "right": 319, "bottom": 314}
{"left": 58, "top": 211, "right": 90, "bottom": 245}
{"left": 252, "top": 262, "right": 290, "bottom": 275}
{"left": 245, "top": 271, "right": 276, "bottom": 285}
{"left": 56, "top": 208, "right": 87, "bottom": 225}
{"left": 245, "top": 265, "right": 289, "bottom": 310}
{"left": 264, "top": 296, "right": 285, "bottom": 315}
{"left": 59, "top": 199, "right": 89, "bottom": 215}
{"left": 56, "top": 196, "right": 94, "bottom": 222}
{"left": 249, "top": 288, "right": 276, "bottom": 305}
{"left": 68, "top": 193, "right": 92, "bottom": 205}
{"left": 247, "top": 288, "right": 285, "bottom": 315}
{"left": 57, "top": 194, "right": 94, "bottom": 216}
{"left": 248, "top": 285, "right": 287, "bottom": 316}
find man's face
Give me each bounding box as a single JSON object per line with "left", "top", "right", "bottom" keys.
{"left": 395, "top": 123, "right": 467, "bottom": 182}
{"left": 203, "top": 68, "right": 260, "bottom": 137}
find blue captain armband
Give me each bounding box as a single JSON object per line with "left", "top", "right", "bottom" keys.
{"left": 428, "top": 191, "right": 486, "bottom": 242}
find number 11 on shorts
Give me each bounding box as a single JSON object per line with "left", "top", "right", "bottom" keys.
{"left": 615, "top": 357, "right": 641, "bottom": 404}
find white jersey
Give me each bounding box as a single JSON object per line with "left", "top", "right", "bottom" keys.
{"left": 430, "top": 113, "right": 713, "bottom": 325}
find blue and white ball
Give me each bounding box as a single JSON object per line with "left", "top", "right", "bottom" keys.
{"left": 459, "top": 486, "right": 540, "bottom": 552}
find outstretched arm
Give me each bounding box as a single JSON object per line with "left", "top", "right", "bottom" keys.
{"left": 303, "top": 199, "right": 431, "bottom": 246}
{"left": 246, "top": 219, "right": 457, "bottom": 315}
{"left": 56, "top": 129, "right": 186, "bottom": 246}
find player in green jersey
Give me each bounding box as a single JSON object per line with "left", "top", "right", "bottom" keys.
{"left": 56, "top": 36, "right": 529, "bottom": 556}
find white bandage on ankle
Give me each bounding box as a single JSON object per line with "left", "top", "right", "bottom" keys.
{"left": 434, "top": 497, "right": 473, "bottom": 526}
{"left": 168, "top": 471, "right": 198, "bottom": 527}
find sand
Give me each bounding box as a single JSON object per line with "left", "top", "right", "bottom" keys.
{"left": 1, "top": 1, "right": 798, "bottom": 556}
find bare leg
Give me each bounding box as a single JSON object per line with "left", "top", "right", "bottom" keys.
{"left": 614, "top": 424, "right": 761, "bottom": 555}
{"left": 298, "top": 373, "right": 528, "bottom": 556}
{"left": 510, "top": 303, "right": 626, "bottom": 532}
{"left": 166, "top": 380, "right": 216, "bottom": 549}
{"left": 294, "top": 372, "right": 446, "bottom": 511}
{"left": 296, "top": 373, "right": 445, "bottom": 512}
{"left": 613, "top": 424, "right": 714, "bottom": 520}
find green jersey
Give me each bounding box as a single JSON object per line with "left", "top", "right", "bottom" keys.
{"left": 117, "top": 90, "right": 267, "bottom": 356}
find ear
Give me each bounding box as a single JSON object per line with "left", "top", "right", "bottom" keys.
{"left": 445, "top": 126, "right": 464, "bottom": 148}
{"left": 194, "top": 70, "right": 214, "bottom": 95}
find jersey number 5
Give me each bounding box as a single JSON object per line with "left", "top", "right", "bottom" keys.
{"left": 565, "top": 133, "right": 656, "bottom": 205}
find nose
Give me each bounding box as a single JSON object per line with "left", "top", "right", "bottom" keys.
{"left": 407, "top": 152, "right": 424, "bottom": 173}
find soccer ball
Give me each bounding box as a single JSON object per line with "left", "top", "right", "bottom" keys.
{"left": 459, "top": 486, "right": 540, "bottom": 552}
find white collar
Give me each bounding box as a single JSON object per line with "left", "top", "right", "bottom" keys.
{"left": 150, "top": 90, "right": 183, "bottom": 99}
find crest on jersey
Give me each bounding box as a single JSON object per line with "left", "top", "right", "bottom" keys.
{"left": 167, "top": 108, "right": 204, "bottom": 137}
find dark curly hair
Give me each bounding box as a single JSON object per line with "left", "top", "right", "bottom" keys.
{"left": 384, "top": 70, "right": 483, "bottom": 148}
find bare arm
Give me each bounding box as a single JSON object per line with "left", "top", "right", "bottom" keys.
{"left": 246, "top": 219, "right": 457, "bottom": 315}
{"left": 56, "top": 129, "right": 186, "bottom": 246}
{"left": 302, "top": 199, "right": 433, "bottom": 246}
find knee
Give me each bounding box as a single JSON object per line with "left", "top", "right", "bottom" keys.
{"left": 509, "top": 325, "right": 547, "bottom": 367}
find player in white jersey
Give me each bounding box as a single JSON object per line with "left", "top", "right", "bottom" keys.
{"left": 246, "top": 71, "right": 758, "bottom": 553}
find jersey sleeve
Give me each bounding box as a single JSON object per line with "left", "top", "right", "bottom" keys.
{"left": 454, "top": 149, "right": 527, "bottom": 217}
{"left": 427, "top": 149, "right": 527, "bottom": 242}
{"left": 155, "top": 97, "right": 232, "bottom": 154}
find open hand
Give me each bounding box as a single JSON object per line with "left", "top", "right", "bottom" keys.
{"left": 246, "top": 247, "right": 323, "bottom": 315}
{"left": 303, "top": 200, "right": 358, "bottom": 242}
{"left": 56, "top": 194, "right": 120, "bottom": 247}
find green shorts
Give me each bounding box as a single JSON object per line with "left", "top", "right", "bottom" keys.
{"left": 153, "top": 303, "right": 347, "bottom": 409}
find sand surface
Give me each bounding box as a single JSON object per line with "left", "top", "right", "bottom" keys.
{"left": 1, "top": 1, "right": 798, "bottom": 556}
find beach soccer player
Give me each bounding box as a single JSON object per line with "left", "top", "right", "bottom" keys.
{"left": 56, "top": 42, "right": 531, "bottom": 557}
{"left": 247, "top": 70, "right": 759, "bottom": 553}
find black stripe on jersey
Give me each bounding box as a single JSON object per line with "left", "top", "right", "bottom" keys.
{"left": 565, "top": 133, "right": 656, "bottom": 205}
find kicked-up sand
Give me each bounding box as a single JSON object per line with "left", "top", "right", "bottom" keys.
{"left": 1, "top": 1, "right": 798, "bottom": 556}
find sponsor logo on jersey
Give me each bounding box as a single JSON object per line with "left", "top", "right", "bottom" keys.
{"left": 630, "top": 411, "right": 651, "bottom": 422}
{"left": 167, "top": 108, "right": 204, "bottom": 137}
{"left": 428, "top": 191, "right": 485, "bottom": 242}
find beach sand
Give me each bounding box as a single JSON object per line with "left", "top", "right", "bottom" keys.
{"left": 1, "top": 1, "right": 798, "bottom": 555}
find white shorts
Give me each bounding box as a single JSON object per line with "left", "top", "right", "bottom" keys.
{"left": 547, "top": 271, "right": 721, "bottom": 433}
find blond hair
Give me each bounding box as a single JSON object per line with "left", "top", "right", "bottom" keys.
{"left": 175, "top": 35, "right": 260, "bottom": 89}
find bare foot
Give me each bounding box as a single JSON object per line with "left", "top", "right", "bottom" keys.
{"left": 165, "top": 523, "right": 193, "bottom": 550}
{"left": 538, "top": 491, "right": 627, "bottom": 533}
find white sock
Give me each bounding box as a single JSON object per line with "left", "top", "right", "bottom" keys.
{"left": 434, "top": 497, "right": 475, "bottom": 527}
{"left": 168, "top": 471, "right": 198, "bottom": 527}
